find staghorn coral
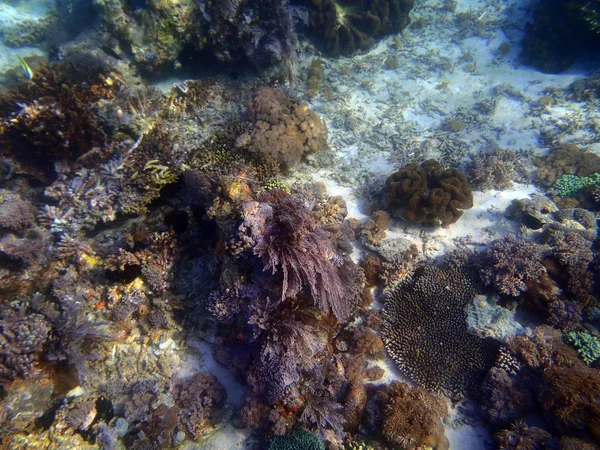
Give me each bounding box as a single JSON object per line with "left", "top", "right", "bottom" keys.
{"left": 382, "top": 265, "right": 498, "bottom": 399}
{"left": 479, "top": 234, "right": 551, "bottom": 297}
{"left": 382, "top": 381, "right": 449, "bottom": 450}
{"left": 383, "top": 159, "right": 473, "bottom": 227}
{"left": 236, "top": 87, "right": 328, "bottom": 171}
{"left": 466, "top": 148, "right": 519, "bottom": 191}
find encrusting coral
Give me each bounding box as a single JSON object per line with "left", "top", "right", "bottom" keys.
{"left": 383, "top": 159, "right": 473, "bottom": 227}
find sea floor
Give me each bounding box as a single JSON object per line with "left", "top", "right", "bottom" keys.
{"left": 0, "top": 0, "right": 598, "bottom": 448}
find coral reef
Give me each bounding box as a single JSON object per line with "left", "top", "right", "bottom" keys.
{"left": 383, "top": 159, "right": 473, "bottom": 227}
{"left": 0, "top": 61, "right": 124, "bottom": 176}
{"left": 93, "top": 0, "right": 304, "bottom": 76}
{"left": 533, "top": 143, "right": 600, "bottom": 187}
{"left": 293, "top": 0, "right": 414, "bottom": 56}
{"left": 466, "top": 147, "right": 519, "bottom": 191}
{"left": 479, "top": 234, "right": 551, "bottom": 298}
{"left": 0, "top": 300, "right": 52, "bottom": 380}
{"left": 484, "top": 327, "right": 600, "bottom": 447}
{"left": 268, "top": 427, "right": 326, "bottom": 450}
{"left": 564, "top": 331, "right": 600, "bottom": 365}
{"left": 236, "top": 87, "right": 328, "bottom": 171}
{"left": 382, "top": 381, "right": 449, "bottom": 450}
{"left": 382, "top": 265, "right": 498, "bottom": 399}
{"left": 239, "top": 192, "right": 364, "bottom": 321}
{"left": 521, "top": 0, "right": 600, "bottom": 73}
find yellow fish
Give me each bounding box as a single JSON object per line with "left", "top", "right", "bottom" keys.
{"left": 17, "top": 55, "right": 33, "bottom": 80}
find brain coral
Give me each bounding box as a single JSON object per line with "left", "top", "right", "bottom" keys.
{"left": 384, "top": 159, "right": 473, "bottom": 227}
{"left": 236, "top": 87, "right": 328, "bottom": 171}
{"left": 382, "top": 266, "right": 498, "bottom": 399}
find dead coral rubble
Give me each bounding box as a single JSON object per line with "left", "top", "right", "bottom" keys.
{"left": 384, "top": 159, "right": 473, "bottom": 227}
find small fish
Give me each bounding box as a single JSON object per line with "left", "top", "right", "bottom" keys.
{"left": 522, "top": 213, "right": 545, "bottom": 230}
{"left": 17, "top": 55, "right": 33, "bottom": 80}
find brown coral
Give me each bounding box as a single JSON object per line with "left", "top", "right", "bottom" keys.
{"left": 382, "top": 381, "right": 449, "bottom": 450}
{"left": 384, "top": 159, "right": 473, "bottom": 227}
{"left": 236, "top": 87, "right": 328, "bottom": 171}
{"left": 534, "top": 143, "right": 600, "bottom": 187}
{"left": 0, "top": 62, "right": 123, "bottom": 175}
{"left": 466, "top": 147, "right": 519, "bottom": 191}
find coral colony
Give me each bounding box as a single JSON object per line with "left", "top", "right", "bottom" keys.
{"left": 1, "top": 0, "right": 600, "bottom": 449}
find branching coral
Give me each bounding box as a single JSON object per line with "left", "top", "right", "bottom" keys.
{"left": 384, "top": 159, "right": 473, "bottom": 227}
{"left": 236, "top": 87, "right": 328, "bottom": 171}
{"left": 382, "top": 381, "right": 449, "bottom": 450}
{"left": 0, "top": 61, "right": 123, "bottom": 175}
{"left": 466, "top": 148, "right": 519, "bottom": 191}
{"left": 0, "top": 301, "right": 51, "bottom": 380}
{"left": 479, "top": 234, "right": 552, "bottom": 297}
{"left": 382, "top": 265, "right": 498, "bottom": 399}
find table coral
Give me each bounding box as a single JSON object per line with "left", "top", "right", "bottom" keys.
{"left": 382, "top": 265, "right": 497, "bottom": 399}
{"left": 383, "top": 159, "right": 473, "bottom": 227}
